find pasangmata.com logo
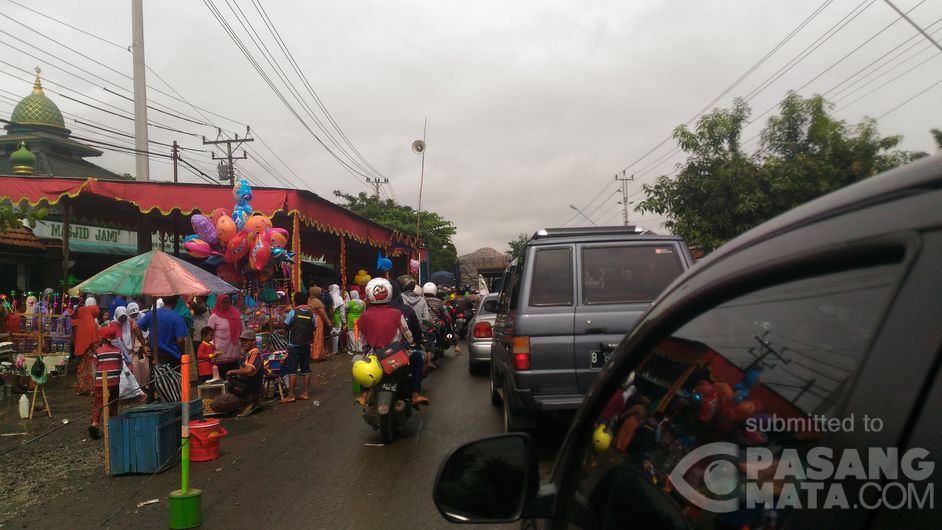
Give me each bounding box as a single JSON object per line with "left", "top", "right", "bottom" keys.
{"left": 669, "top": 442, "right": 935, "bottom": 514}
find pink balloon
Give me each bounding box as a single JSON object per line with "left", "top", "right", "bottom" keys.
{"left": 184, "top": 238, "right": 213, "bottom": 258}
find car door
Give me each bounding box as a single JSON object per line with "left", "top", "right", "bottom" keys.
{"left": 550, "top": 234, "right": 936, "bottom": 530}
{"left": 574, "top": 241, "right": 689, "bottom": 394}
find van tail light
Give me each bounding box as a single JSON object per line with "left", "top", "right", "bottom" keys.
{"left": 472, "top": 322, "right": 492, "bottom": 339}
{"left": 512, "top": 336, "right": 530, "bottom": 370}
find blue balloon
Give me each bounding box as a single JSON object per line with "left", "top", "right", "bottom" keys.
{"left": 376, "top": 251, "right": 392, "bottom": 272}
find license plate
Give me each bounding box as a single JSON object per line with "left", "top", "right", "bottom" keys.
{"left": 590, "top": 343, "right": 619, "bottom": 369}
{"left": 590, "top": 350, "right": 609, "bottom": 369}
{"left": 457, "top": 318, "right": 466, "bottom": 323}
{"left": 379, "top": 381, "right": 398, "bottom": 392}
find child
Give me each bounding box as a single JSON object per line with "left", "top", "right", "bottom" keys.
{"left": 196, "top": 326, "right": 218, "bottom": 383}
{"left": 89, "top": 324, "right": 122, "bottom": 440}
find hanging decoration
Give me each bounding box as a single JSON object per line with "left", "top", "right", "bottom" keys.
{"left": 292, "top": 212, "right": 302, "bottom": 294}
{"left": 339, "top": 236, "right": 347, "bottom": 290}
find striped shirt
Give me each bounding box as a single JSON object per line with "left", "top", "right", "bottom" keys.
{"left": 94, "top": 345, "right": 123, "bottom": 386}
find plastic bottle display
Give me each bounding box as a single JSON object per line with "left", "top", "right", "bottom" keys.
{"left": 18, "top": 394, "right": 29, "bottom": 419}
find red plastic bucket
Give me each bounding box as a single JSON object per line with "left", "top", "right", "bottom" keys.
{"left": 189, "top": 419, "right": 228, "bottom": 462}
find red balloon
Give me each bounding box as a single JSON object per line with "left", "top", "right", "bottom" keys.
{"left": 248, "top": 230, "right": 272, "bottom": 271}
{"left": 210, "top": 208, "right": 231, "bottom": 225}
{"left": 224, "top": 230, "right": 252, "bottom": 264}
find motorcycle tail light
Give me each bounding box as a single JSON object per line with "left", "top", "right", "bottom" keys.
{"left": 512, "top": 336, "right": 530, "bottom": 370}
{"left": 473, "top": 321, "right": 492, "bottom": 339}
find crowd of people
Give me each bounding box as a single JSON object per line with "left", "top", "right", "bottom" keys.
{"left": 0, "top": 275, "right": 480, "bottom": 434}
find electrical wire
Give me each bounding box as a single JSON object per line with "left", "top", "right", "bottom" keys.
{"left": 203, "top": 0, "right": 371, "bottom": 186}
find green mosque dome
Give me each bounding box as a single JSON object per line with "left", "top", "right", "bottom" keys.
{"left": 11, "top": 68, "right": 65, "bottom": 130}
{"left": 11, "top": 142, "right": 36, "bottom": 175}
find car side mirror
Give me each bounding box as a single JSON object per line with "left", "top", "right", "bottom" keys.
{"left": 434, "top": 433, "right": 537, "bottom": 524}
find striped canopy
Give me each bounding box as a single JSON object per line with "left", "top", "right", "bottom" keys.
{"left": 71, "top": 250, "right": 239, "bottom": 297}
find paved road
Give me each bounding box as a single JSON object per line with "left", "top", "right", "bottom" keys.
{"left": 11, "top": 342, "right": 569, "bottom": 529}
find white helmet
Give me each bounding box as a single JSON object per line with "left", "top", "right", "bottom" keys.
{"left": 422, "top": 282, "right": 438, "bottom": 296}
{"left": 366, "top": 278, "right": 394, "bottom": 304}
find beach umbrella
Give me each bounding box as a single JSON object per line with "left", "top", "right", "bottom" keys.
{"left": 70, "top": 250, "right": 238, "bottom": 297}
{"left": 429, "top": 270, "right": 455, "bottom": 286}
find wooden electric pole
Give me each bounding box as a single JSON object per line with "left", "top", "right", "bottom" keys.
{"left": 366, "top": 177, "right": 389, "bottom": 198}
{"left": 202, "top": 127, "right": 253, "bottom": 185}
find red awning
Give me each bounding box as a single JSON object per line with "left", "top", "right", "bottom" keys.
{"left": 0, "top": 176, "right": 419, "bottom": 251}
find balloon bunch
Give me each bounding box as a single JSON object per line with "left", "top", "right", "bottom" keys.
{"left": 183, "top": 179, "right": 294, "bottom": 285}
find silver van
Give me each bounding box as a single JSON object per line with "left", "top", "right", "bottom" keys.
{"left": 490, "top": 227, "right": 695, "bottom": 430}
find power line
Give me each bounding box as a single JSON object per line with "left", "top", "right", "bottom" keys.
{"left": 250, "top": 0, "right": 389, "bottom": 181}
{"left": 567, "top": 0, "right": 840, "bottom": 220}
{"left": 878, "top": 76, "right": 942, "bottom": 118}
{"left": 203, "top": 0, "right": 371, "bottom": 187}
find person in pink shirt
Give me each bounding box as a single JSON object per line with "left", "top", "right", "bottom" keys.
{"left": 207, "top": 295, "right": 244, "bottom": 375}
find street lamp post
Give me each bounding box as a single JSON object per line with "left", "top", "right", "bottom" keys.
{"left": 569, "top": 204, "right": 598, "bottom": 226}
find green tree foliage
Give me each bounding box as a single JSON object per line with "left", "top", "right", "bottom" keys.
{"left": 932, "top": 128, "right": 942, "bottom": 150}
{"left": 506, "top": 233, "right": 530, "bottom": 260}
{"left": 333, "top": 191, "right": 457, "bottom": 272}
{"left": 0, "top": 200, "right": 46, "bottom": 233}
{"left": 637, "top": 93, "right": 924, "bottom": 251}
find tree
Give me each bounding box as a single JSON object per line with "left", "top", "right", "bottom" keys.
{"left": 638, "top": 94, "right": 924, "bottom": 251}
{"left": 0, "top": 200, "right": 46, "bottom": 234}
{"left": 506, "top": 233, "right": 529, "bottom": 260}
{"left": 932, "top": 128, "right": 942, "bottom": 150}
{"left": 333, "top": 191, "right": 458, "bottom": 272}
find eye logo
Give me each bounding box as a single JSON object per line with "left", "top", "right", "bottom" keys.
{"left": 669, "top": 442, "right": 741, "bottom": 513}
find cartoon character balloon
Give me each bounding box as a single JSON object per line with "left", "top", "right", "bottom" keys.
{"left": 184, "top": 178, "right": 295, "bottom": 285}
{"left": 376, "top": 251, "right": 392, "bottom": 273}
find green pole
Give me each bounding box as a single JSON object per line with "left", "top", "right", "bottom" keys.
{"left": 169, "top": 353, "right": 201, "bottom": 529}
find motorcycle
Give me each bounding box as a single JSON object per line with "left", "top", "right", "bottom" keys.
{"left": 453, "top": 310, "right": 470, "bottom": 339}
{"left": 360, "top": 345, "right": 416, "bottom": 444}
{"left": 425, "top": 322, "right": 455, "bottom": 360}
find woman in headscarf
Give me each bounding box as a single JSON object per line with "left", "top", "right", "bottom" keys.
{"left": 327, "top": 284, "right": 346, "bottom": 354}
{"left": 72, "top": 296, "right": 100, "bottom": 396}
{"left": 207, "top": 294, "right": 244, "bottom": 375}
{"left": 112, "top": 306, "right": 147, "bottom": 364}
{"left": 345, "top": 290, "right": 366, "bottom": 355}
{"left": 307, "top": 286, "right": 329, "bottom": 362}
{"left": 124, "top": 301, "right": 151, "bottom": 389}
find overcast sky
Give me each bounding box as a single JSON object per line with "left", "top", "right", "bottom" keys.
{"left": 0, "top": 0, "right": 939, "bottom": 255}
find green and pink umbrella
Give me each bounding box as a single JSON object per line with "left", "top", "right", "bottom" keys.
{"left": 71, "top": 250, "right": 238, "bottom": 297}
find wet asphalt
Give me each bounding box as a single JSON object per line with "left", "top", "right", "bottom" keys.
{"left": 11, "top": 341, "right": 570, "bottom": 529}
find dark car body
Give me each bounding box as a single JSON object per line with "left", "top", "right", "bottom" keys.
{"left": 434, "top": 156, "right": 942, "bottom": 529}
{"left": 490, "top": 227, "right": 695, "bottom": 429}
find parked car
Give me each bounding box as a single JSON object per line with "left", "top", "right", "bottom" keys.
{"left": 467, "top": 292, "right": 500, "bottom": 375}
{"left": 434, "top": 155, "right": 942, "bottom": 529}
{"left": 490, "top": 227, "right": 695, "bottom": 430}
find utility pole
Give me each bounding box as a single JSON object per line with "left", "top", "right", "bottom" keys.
{"left": 202, "top": 127, "right": 253, "bottom": 184}
{"left": 615, "top": 172, "right": 634, "bottom": 226}
{"left": 366, "top": 177, "right": 389, "bottom": 199}
{"left": 414, "top": 118, "right": 427, "bottom": 240}
{"left": 171, "top": 140, "right": 179, "bottom": 183}
{"left": 131, "top": 0, "right": 150, "bottom": 181}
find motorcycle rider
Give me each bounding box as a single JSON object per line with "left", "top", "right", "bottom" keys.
{"left": 358, "top": 278, "right": 429, "bottom": 407}
{"left": 396, "top": 275, "right": 431, "bottom": 328}
{"left": 422, "top": 282, "right": 459, "bottom": 354}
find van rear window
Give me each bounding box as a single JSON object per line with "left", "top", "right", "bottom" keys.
{"left": 530, "top": 248, "right": 573, "bottom": 306}
{"left": 582, "top": 245, "right": 684, "bottom": 304}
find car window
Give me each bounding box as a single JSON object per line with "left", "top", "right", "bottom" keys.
{"left": 568, "top": 262, "right": 902, "bottom": 530}
{"left": 530, "top": 247, "right": 573, "bottom": 306}
{"left": 480, "top": 296, "right": 499, "bottom": 314}
{"left": 582, "top": 245, "right": 685, "bottom": 304}
{"left": 502, "top": 257, "right": 524, "bottom": 313}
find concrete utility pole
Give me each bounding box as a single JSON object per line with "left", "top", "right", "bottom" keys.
{"left": 366, "top": 177, "right": 388, "bottom": 198}
{"left": 131, "top": 0, "right": 150, "bottom": 181}
{"left": 203, "top": 127, "right": 253, "bottom": 185}
{"left": 171, "top": 141, "right": 179, "bottom": 183}
{"left": 615, "top": 172, "right": 634, "bottom": 226}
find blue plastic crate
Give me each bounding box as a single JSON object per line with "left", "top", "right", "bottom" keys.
{"left": 107, "top": 399, "right": 204, "bottom": 475}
